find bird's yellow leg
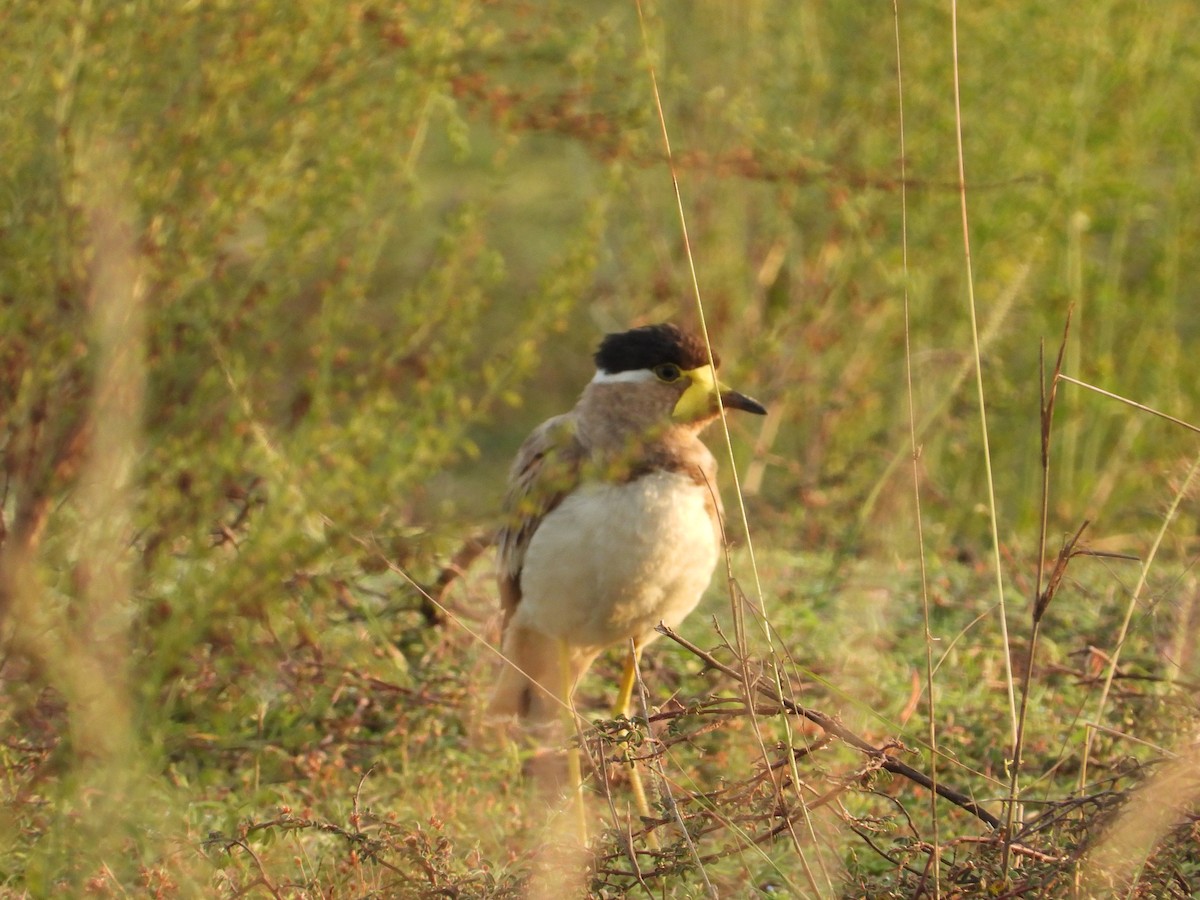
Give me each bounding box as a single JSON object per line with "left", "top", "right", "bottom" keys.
{"left": 559, "top": 639, "right": 587, "bottom": 844}
{"left": 615, "top": 643, "right": 658, "bottom": 847}
{"left": 613, "top": 646, "right": 639, "bottom": 719}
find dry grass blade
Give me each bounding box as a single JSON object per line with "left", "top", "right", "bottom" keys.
{"left": 893, "top": 2, "right": 941, "bottom": 893}
{"left": 1057, "top": 375, "right": 1200, "bottom": 436}
{"left": 1079, "top": 448, "right": 1200, "bottom": 796}
{"left": 1061, "top": 368, "right": 1200, "bottom": 808}
{"left": 950, "top": 0, "right": 1019, "bottom": 756}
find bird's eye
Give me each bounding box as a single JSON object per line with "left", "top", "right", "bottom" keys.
{"left": 653, "top": 363, "right": 683, "bottom": 383}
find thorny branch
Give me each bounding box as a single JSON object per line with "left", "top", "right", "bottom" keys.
{"left": 656, "top": 624, "right": 1003, "bottom": 831}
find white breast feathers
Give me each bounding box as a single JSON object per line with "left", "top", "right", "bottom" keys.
{"left": 514, "top": 470, "right": 721, "bottom": 652}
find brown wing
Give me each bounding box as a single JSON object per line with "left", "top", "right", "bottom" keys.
{"left": 496, "top": 412, "right": 587, "bottom": 626}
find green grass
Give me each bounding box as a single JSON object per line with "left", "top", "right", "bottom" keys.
{"left": 3, "top": 1, "right": 1200, "bottom": 896}
{"left": 7, "top": 548, "right": 1192, "bottom": 894}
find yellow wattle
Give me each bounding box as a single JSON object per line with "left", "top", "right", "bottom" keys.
{"left": 672, "top": 365, "right": 718, "bottom": 422}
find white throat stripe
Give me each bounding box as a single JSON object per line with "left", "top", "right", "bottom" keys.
{"left": 591, "top": 368, "right": 656, "bottom": 384}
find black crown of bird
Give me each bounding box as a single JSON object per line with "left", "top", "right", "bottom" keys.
{"left": 488, "top": 322, "right": 766, "bottom": 730}
{"left": 593, "top": 322, "right": 720, "bottom": 374}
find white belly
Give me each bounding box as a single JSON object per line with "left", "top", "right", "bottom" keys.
{"left": 516, "top": 471, "right": 719, "bottom": 651}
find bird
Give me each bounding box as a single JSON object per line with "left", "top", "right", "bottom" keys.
{"left": 487, "top": 322, "right": 766, "bottom": 730}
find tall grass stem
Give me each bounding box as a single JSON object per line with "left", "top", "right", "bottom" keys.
{"left": 893, "top": 3, "right": 941, "bottom": 893}
{"left": 949, "top": 0, "right": 1020, "bottom": 754}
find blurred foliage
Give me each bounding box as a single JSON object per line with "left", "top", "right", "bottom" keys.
{"left": 1, "top": 0, "right": 1199, "bottom": 895}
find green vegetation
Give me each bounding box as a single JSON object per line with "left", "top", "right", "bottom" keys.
{"left": 2, "top": 1, "right": 1197, "bottom": 896}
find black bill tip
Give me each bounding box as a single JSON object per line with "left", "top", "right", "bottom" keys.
{"left": 721, "top": 390, "right": 767, "bottom": 416}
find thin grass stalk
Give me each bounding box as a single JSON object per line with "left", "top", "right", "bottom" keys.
{"left": 893, "top": 3, "right": 940, "bottom": 894}
{"left": 1056, "top": 376, "right": 1200, "bottom": 437}
{"left": 857, "top": 243, "right": 1033, "bottom": 529}
{"left": 631, "top": 0, "right": 769, "bottom": 636}
{"left": 1003, "top": 360, "right": 1051, "bottom": 874}
{"left": 950, "top": 0, "right": 1020, "bottom": 752}
{"left": 1056, "top": 375, "right": 1200, "bottom": 797}
{"left": 632, "top": 1, "right": 830, "bottom": 892}
{"left": 1004, "top": 313, "right": 1073, "bottom": 874}
{"left": 1059, "top": 377, "right": 1200, "bottom": 890}
{"left": 1078, "top": 446, "right": 1200, "bottom": 792}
